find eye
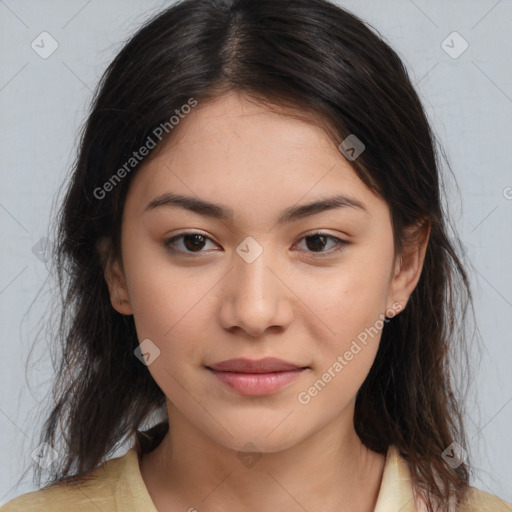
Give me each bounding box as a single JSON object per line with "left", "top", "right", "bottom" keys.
{"left": 294, "top": 232, "right": 349, "bottom": 255}
{"left": 164, "top": 232, "right": 219, "bottom": 254}
{"left": 164, "top": 231, "right": 349, "bottom": 256}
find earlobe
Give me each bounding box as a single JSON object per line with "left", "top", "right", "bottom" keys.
{"left": 387, "top": 219, "right": 431, "bottom": 313}
{"left": 96, "top": 237, "right": 133, "bottom": 316}
{"left": 104, "top": 259, "right": 133, "bottom": 316}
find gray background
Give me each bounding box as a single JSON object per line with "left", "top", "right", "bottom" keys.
{"left": 1, "top": 0, "right": 511, "bottom": 505}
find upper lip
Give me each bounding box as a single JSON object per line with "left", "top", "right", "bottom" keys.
{"left": 206, "top": 357, "right": 308, "bottom": 373}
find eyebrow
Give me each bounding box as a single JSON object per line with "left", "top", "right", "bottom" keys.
{"left": 144, "top": 192, "right": 369, "bottom": 223}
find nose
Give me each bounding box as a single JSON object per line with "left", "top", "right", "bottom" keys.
{"left": 218, "top": 246, "right": 294, "bottom": 338}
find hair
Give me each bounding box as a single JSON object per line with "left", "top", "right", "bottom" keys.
{"left": 25, "top": 0, "right": 477, "bottom": 510}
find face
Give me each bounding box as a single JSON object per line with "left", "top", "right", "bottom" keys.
{"left": 105, "top": 92, "right": 427, "bottom": 453}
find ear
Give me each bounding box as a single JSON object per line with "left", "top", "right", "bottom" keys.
{"left": 386, "top": 218, "right": 430, "bottom": 314}
{"left": 96, "top": 237, "right": 133, "bottom": 316}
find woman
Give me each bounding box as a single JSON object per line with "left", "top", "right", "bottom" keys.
{"left": 2, "top": 0, "right": 510, "bottom": 511}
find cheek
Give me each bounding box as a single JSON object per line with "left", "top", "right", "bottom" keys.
{"left": 297, "top": 259, "right": 392, "bottom": 339}
{"left": 292, "top": 245, "right": 393, "bottom": 383}
{"left": 295, "top": 274, "right": 387, "bottom": 413}
{"left": 120, "top": 239, "right": 211, "bottom": 349}
{"left": 125, "top": 260, "right": 214, "bottom": 401}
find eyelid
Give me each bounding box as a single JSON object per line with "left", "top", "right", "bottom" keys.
{"left": 164, "top": 230, "right": 219, "bottom": 254}
{"left": 293, "top": 230, "right": 349, "bottom": 256}
{"left": 164, "top": 230, "right": 349, "bottom": 256}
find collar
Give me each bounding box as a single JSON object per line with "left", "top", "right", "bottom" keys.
{"left": 373, "top": 444, "right": 421, "bottom": 511}
{"left": 129, "top": 438, "right": 421, "bottom": 511}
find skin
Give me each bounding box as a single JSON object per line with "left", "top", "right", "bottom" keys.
{"left": 103, "top": 91, "right": 430, "bottom": 512}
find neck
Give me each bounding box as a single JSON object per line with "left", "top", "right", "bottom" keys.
{"left": 139, "top": 403, "right": 386, "bottom": 512}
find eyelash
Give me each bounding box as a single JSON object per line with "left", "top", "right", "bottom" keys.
{"left": 164, "top": 231, "right": 349, "bottom": 257}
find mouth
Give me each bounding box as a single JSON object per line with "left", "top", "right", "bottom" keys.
{"left": 205, "top": 358, "right": 310, "bottom": 396}
{"left": 206, "top": 357, "right": 310, "bottom": 373}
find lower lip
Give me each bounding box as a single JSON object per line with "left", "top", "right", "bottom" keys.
{"left": 207, "top": 368, "right": 306, "bottom": 396}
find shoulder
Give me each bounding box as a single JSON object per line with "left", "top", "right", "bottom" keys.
{"left": 457, "top": 486, "right": 512, "bottom": 512}
{"left": 0, "top": 451, "right": 137, "bottom": 512}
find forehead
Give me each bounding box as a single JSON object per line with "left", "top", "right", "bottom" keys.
{"left": 125, "top": 92, "right": 386, "bottom": 223}
{"left": 162, "top": 93, "right": 342, "bottom": 165}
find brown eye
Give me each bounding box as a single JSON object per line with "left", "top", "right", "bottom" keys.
{"left": 305, "top": 234, "right": 329, "bottom": 252}
{"left": 182, "top": 234, "right": 207, "bottom": 251}
{"left": 295, "top": 232, "right": 348, "bottom": 255}
{"left": 164, "top": 232, "right": 218, "bottom": 254}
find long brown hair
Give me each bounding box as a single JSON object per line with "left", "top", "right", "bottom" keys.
{"left": 26, "top": 1, "right": 476, "bottom": 510}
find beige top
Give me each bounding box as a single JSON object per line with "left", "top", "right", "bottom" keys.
{"left": 1, "top": 444, "right": 510, "bottom": 511}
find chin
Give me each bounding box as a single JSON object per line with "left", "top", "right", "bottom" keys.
{"left": 210, "top": 422, "right": 306, "bottom": 454}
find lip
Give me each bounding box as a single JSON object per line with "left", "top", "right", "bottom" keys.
{"left": 205, "top": 358, "right": 309, "bottom": 396}
{"left": 206, "top": 357, "right": 307, "bottom": 373}
{"left": 207, "top": 368, "right": 307, "bottom": 395}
